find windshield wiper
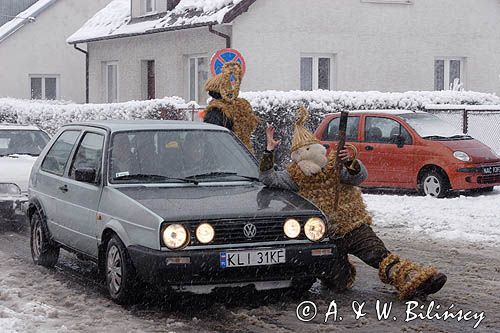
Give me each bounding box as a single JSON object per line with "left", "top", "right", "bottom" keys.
{"left": 185, "top": 171, "right": 259, "bottom": 182}
{"left": 422, "top": 135, "right": 451, "bottom": 141}
{"left": 448, "top": 134, "right": 472, "bottom": 140}
{"left": 114, "top": 174, "right": 198, "bottom": 185}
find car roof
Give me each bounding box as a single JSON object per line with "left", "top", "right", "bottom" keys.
{"left": 325, "top": 109, "right": 427, "bottom": 116}
{"left": 63, "top": 120, "right": 229, "bottom": 133}
{"left": 0, "top": 123, "right": 41, "bottom": 130}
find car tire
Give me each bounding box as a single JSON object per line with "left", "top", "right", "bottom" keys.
{"left": 419, "top": 169, "right": 450, "bottom": 198}
{"left": 105, "top": 235, "right": 137, "bottom": 304}
{"left": 30, "top": 211, "right": 59, "bottom": 268}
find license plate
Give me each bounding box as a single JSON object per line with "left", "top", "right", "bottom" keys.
{"left": 483, "top": 166, "right": 500, "bottom": 174}
{"left": 220, "top": 249, "right": 285, "bottom": 268}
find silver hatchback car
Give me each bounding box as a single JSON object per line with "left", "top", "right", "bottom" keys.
{"left": 28, "top": 120, "right": 338, "bottom": 304}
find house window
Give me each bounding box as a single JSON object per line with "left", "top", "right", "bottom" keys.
{"left": 104, "top": 62, "right": 118, "bottom": 103}
{"left": 145, "top": 0, "right": 155, "bottom": 14}
{"left": 142, "top": 60, "right": 155, "bottom": 100}
{"left": 300, "top": 55, "right": 334, "bottom": 90}
{"left": 188, "top": 56, "right": 209, "bottom": 104}
{"left": 434, "top": 58, "right": 465, "bottom": 90}
{"left": 30, "top": 75, "right": 59, "bottom": 100}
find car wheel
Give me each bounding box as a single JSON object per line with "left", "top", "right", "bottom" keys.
{"left": 30, "top": 211, "right": 59, "bottom": 268}
{"left": 105, "top": 235, "right": 137, "bottom": 304}
{"left": 419, "top": 170, "right": 450, "bottom": 198}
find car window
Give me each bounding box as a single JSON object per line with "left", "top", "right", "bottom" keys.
{"left": 110, "top": 130, "right": 258, "bottom": 183}
{"left": 0, "top": 130, "right": 50, "bottom": 156}
{"left": 364, "top": 117, "right": 412, "bottom": 144}
{"left": 322, "top": 116, "right": 359, "bottom": 142}
{"left": 69, "top": 132, "right": 105, "bottom": 182}
{"left": 41, "top": 131, "right": 80, "bottom": 176}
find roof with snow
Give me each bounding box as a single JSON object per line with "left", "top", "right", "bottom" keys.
{"left": 67, "top": 0, "right": 255, "bottom": 44}
{"left": 0, "top": 0, "right": 56, "bottom": 43}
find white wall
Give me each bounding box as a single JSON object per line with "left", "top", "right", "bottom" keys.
{"left": 232, "top": 0, "right": 500, "bottom": 95}
{"left": 87, "top": 26, "right": 229, "bottom": 103}
{"left": 0, "top": 0, "right": 110, "bottom": 103}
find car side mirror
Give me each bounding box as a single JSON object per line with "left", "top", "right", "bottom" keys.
{"left": 75, "top": 167, "right": 97, "bottom": 183}
{"left": 393, "top": 135, "right": 405, "bottom": 148}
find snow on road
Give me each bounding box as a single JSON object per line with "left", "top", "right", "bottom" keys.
{"left": 365, "top": 187, "right": 500, "bottom": 247}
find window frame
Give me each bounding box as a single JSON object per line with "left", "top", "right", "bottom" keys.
{"left": 434, "top": 57, "right": 466, "bottom": 91}
{"left": 68, "top": 131, "right": 106, "bottom": 184}
{"left": 363, "top": 116, "right": 413, "bottom": 145}
{"left": 29, "top": 74, "right": 60, "bottom": 100}
{"left": 40, "top": 130, "right": 81, "bottom": 176}
{"left": 322, "top": 115, "right": 361, "bottom": 142}
{"left": 144, "top": 0, "right": 156, "bottom": 14}
{"left": 103, "top": 61, "right": 119, "bottom": 103}
{"left": 300, "top": 53, "right": 335, "bottom": 91}
{"left": 187, "top": 55, "right": 209, "bottom": 105}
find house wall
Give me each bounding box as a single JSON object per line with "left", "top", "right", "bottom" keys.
{"left": 0, "top": 0, "right": 110, "bottom": 102}
{"left": 87, "top": 26, "right": 229, "bottom": 103}
{"left": 232, "top": 0, "right": 500, "bottom": 95}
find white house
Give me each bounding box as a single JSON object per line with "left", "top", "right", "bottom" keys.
{"left": 67, "top": 0, "right": 500, "bottom": 105}
{"left": 0, "top": 0, "right": 110, "bottom": 103}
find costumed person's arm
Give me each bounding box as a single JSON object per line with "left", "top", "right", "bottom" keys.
{"left": 336, "top": 148, "right": 368, "bottom": 186}
{"left": 259, "top": 126, "right": 299, "bottom": 191}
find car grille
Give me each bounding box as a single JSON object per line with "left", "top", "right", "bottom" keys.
{"left": 184, "top": 216, "right": 314, "bottom": 246}
{"left": 477, "top": 174, "right": 500, "bottom": 184}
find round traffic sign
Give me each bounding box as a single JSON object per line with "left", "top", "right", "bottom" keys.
{"left": 210, "top": 48, "right": 246, "bottom": 77}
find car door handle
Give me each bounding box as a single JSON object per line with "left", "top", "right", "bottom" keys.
{"left": 365, "top": 145, "right": 374, "bottom": 151}
{"left": 58, "top": 185, "right": 68, "bottom": 193}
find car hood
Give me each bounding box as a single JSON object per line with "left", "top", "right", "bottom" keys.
{"left": 436, "top": 139, "right": 500, "bottom": 164}
{"left": 116, "top": 184, "right": 321, "bottom": 221}
{"left": 0, "top": 155, "right": 37, "bottom": 192}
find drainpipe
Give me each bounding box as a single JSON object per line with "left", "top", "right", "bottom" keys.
{"left": 73, "top": 44, "right": 89, "bottom": 103}
{"left": 208, "top": 25, "right": 230, "bottom": 48}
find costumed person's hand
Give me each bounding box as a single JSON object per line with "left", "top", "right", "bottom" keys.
{"left": 266, "top": 123, "right": 281, "bottom": 151}
{"left": 339, "top": 147, "right": 354, "bottom": 162}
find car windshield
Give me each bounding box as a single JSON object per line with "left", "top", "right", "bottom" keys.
{"left": 0, "top": 129, "right": 50, "bottom": 156}
{"left": 398, "top": 113, "right": 470, "bottom": 140}
{"left": 109, "top": 130, "right": 259, "bottom": 184}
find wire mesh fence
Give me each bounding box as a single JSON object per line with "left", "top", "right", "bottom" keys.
{"left": 426, "top": 105, "right": 500, "bottom": 154}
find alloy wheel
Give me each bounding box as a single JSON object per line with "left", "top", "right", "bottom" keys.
{"left": 107, "top": 245, "right": 123, "bottom": 294}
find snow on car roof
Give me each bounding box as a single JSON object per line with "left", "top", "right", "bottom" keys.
{"left": 66, "top": 120, "right": 229, "bottom": 132}
{"left": 325, "top": 109, "right": 427, "bottom": 116}
{"left": 0, "top": 123, "right": 41, "bottom": 130}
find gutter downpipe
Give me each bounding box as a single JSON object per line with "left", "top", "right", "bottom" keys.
{"left": 73, "top": 44, "right": 89, "bottom": 103}
{"left": 208, "top": 24, "right": 230, "bottom": 48}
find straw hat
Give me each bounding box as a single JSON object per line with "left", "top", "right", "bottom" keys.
{"left": 291, "top": 106, "right": 320, "bottom": 152}
{"left": 204, "top": 61, "right": 242, "bottom": 101}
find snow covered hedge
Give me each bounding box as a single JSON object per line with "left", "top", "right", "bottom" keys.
{"left": 2, "top": 90, "right": 499, "bottom": 166}
{"left": 0, "top": 97, "right": 191, "bottom": 135}
{"left": 242, "top": 90, "right": 500, "bottom": 165}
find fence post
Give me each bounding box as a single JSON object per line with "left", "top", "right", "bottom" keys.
{"left": 463, "top": 109, "right": 468, "bottom": 134}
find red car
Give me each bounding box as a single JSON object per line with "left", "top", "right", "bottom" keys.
{"left": 315, "top": 110, "right": 500, "bottom": 197}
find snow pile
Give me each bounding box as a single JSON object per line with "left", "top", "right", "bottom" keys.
{"left": 366, "top": 190, "right": 500, "bottom": 247}
{"left": 0, "top": 97, "right": 192, "bottom": 134}
{"left": 241, "top": 89, "right": 500, "bottom": 165}
{"left": 67, "top": 0, "right": 245, "bottom": 43}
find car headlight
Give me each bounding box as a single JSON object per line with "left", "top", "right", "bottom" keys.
{"left": 195, "top": 223, "right": 215, "bottom": 244}
{"left": 304, "top": 217, "right": 326, "bottom": 242}
{"left": 162, "top": 224, "right": 189, "bottom": 249}
{"left": 0, "top": 183, "right": 21, "bottom": 195}
{"left": 283, "top": 218, "right": 301, "bottom": 239}
{"left": 453, "top": 151, "right": 470, "bottom": 162}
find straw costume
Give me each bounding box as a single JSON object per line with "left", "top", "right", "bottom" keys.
{"left": 259, "top": 106, "right": 447, "bottom": 300}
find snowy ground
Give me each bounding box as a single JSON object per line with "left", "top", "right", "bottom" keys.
{"left": 0, "top": 189, "right": 499, "bottom": 332}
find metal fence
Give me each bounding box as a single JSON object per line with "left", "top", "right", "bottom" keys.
{"left": 425, "top": 105, "right": 500, "bottom": 154}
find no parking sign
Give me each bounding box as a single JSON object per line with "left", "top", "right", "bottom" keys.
{"left": 210, "top": 48, "right": 246, "bottom": 77}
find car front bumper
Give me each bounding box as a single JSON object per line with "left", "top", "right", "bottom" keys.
{"left": 449, "top": 163, "right": 500, "bottom": 190}
{"left": 0, "top": 195, "right": 28, "bottom": 222}
{"left": 128, "top": 242, "right": 339, "bottom": 291}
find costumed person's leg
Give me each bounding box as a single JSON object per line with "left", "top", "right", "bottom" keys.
{"left": 346, "top": 225, "right": 447, "bottom": 300}
{"left": 321, "top": 238, "right": 356, "bottom": 292}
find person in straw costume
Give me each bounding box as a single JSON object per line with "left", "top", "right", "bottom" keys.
{"left": 259, "top": 106, "right": 447, "bottom": 300}
{"left": 203, "top": 61, "right": 259, "bottom": 153}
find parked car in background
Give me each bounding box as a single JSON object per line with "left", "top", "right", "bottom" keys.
{"left": 28, "top": 120, "right": 338, "bottom": 304}
{"left": 315, "top": 110, "right": 500, "bottom": 198}
{"left": 0, "top": 124, "right": 50, "bottom": 223}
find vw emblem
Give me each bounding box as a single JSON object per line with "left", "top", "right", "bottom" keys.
{"left": 243, "top": 223, "right": 257, "bottom": 239}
